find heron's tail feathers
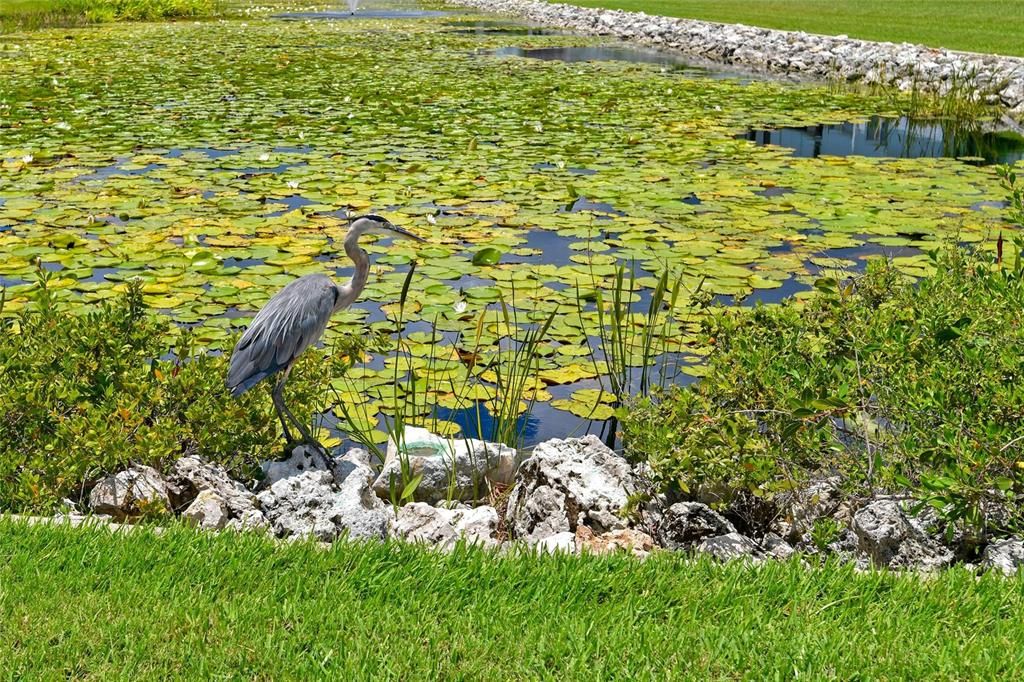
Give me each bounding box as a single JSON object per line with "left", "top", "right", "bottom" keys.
{"left": 227, "top": 367, "right": 276, "bottom": 398}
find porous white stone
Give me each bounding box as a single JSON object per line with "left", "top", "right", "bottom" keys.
{"left": 535, "top": 531, "right": 577, "bottom": 554}
{"left": 853, "top": 499, "right": 953, "bottom": 571}
{"left": 696, "top": 532, "right": 763, "bottom": 562}
{"left": 257, "top": 447, "right": 389, "bottom": 542}
{"left": 372, "top": 426, "right": 519, "bottom": 504}
{"left": 390, "top": 502, "right": 499, "bottom": 550}
{"left": 505, "top": 435, "right": 636, "bottom": 542}
{"left": 182, "top": 490, "right": 230, "bottom": 531}
{"left": 982, "top": 538, "right": 1024, "bottom": 576}
{"left": 89, "top": 465, "right": 172, "bottom": 520}
{"left": 168, "top": 455, "right": 263, "bottom": 527}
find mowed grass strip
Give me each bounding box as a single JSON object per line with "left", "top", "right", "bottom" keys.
{"left": 2, "top": 520, "right": 1024, "bottom": 678}
{"left": 558, "top": 0, "right": 1024, "bottom": 57}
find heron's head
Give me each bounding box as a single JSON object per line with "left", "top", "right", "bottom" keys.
{"left": 349, "top": 214, "right": 425, "bottom": 243}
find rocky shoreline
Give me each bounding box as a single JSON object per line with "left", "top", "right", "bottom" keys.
{"left": 44, "top": 430, "right": 1024, "bottom": 576}
{"left": 448, "top": 0, "right": 1024, "bottom": 121}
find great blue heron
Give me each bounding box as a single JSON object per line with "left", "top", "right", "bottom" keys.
{"left": 227, "top": 214, "right": 424, "bottom": 451}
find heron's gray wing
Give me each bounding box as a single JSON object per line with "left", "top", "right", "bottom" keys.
{"left": 227, "top": 274, "right": 338, "bottom": 396}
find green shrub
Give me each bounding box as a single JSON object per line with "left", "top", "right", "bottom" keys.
{"left": 0, "top": 273, "right": 323, "bottom": 512}
{"left": 623, "top": 240, "right": 1024, "bottom": 537}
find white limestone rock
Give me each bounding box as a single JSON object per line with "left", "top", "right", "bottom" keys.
{"left": 506, "top": 435, "right": 636, "bottom": 543}
{"left": 390, "top": 502, "right": 499, "bottom": 550}
{"left": 89, "top": 465, "right": 171, "bottom": 520}
{"left": 371, "top": 426, "right": 519, "bottom": 504}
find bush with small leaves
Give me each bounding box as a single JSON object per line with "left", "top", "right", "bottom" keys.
{"left": 623, "top": 238, "right": 1024, "bottom": 540}
{"left": 0, "top": 274, "right": 324, "bottom": 512}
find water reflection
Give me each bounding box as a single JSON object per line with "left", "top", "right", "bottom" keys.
{"left": 742, "top": 116, "right": 1024, "bottom": 165}
{"left": 487, "top": 46, "right": 753, "bottom": 80}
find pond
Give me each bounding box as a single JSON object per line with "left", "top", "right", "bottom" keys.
{"left": 741, "top": 116, "right": 1024, "bottom": 165}
{"left": 0, "top": 1, "right": 1017, "bottom": 449}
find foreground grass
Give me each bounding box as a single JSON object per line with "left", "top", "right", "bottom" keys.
{"left": 2, "top": 520, "right": 1024, "bottom": 678}
{"left": 0, "top": 0, "right": 216, "bottom": 33}
{"left": 561, "top": 0, "right": 1024, "bottom": 57}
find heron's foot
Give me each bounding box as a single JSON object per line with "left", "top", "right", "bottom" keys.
{"left": 299, "top": 436, "right": 333, "bottom": 470}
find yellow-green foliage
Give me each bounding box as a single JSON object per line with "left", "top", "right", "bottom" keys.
{"left": 0, "top": 276, "right": 324, "bottom": 512}
{"left": 623, "top": 241, "right": 1024, "bottom": 536}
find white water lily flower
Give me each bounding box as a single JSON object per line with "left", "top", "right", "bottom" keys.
{"left": 258, "top": 153, "right": 270, "bottom": 162}
{"left": 286, "top": 180, "right": 299, "bottom": 190}
{"left": 21, "top": 154, "right": 33, "bottom": 164}
{"left": 534, "top": 122, "right": 544, "bottom": 133}
{"left": 54, "top": 121, "right": 70, "bottom": 130}
{"left": 454, "top": 301, "right": 468, "bottom": 314}
{"left": 426, "top": 214, "right": 437, "bottom": 226}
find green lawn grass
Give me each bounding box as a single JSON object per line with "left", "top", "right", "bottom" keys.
{"left": 3, "top": 519, "right": 1024, "bottom": 678}
{"left": 559, "top": 0, "right": 1024, "bottom": 57}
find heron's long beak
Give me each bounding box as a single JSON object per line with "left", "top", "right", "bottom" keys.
{"left": 384, "top": 222, "right": 426, "bottom": 243}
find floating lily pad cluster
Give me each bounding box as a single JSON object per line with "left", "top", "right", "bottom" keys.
{"left": 0, "top": 13, "right": 1017, "bottom": 439}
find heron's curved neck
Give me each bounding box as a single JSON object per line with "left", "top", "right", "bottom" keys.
{"left": 335, "top": 229, "right": 370, "bottom": 311}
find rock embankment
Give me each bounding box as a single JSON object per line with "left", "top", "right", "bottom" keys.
{"left": 64, "top": 430, "right": 1024, "bottom": 575}
{"left": 449, "top": 0, "right": 1024, "bottom": 120}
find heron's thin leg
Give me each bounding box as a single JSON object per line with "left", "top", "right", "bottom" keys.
{"left": 272, "top": 371, "right": 295, "bottom": 444}
{"left": 274, "top": 365, "right": 332, "bottom": 468}
{"left": 280, "top": 401, "right": 332, "bottom": 467}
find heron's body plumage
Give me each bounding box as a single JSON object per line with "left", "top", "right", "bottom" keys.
{"left": 225, "top": 215, "right": 423, "bottom": 448}
{"left": 227, "top": 274, "right": 340, "bottom": 396}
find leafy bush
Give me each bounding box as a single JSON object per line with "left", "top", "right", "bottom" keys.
{"left": 623, "top": 239, "right": 1024, "bottom": 538}
{"left": 0, "top": 274, "right": 322, "bottom": 512}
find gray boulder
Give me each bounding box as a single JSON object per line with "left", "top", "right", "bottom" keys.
{"left": 89, "top": 465, "right": 171, "bottom": 520}
{"left": 696, "top": 532, "right": 763, "bottom": 562}
{"left": 372, "top": 426, "right": 519, "bottom": 504}
{"left": 168, "top": 455, "right": 266, "bottom": 529}
{"left": 982, "top": 538, "right": 1024, "bottom": 576}
{"left": 762, "top": 532, "right": 797, "bottom": 561}
{"left": 853, "top": 499, "right": 953, "bottom": 570}
{"left": 772, "top": 476, "right": 844, "bottom": 545}
{"left": 390, "top": 502, "right": 499, "bottom": 550}
{"left": 506, "top": 435, "right": 637, "bottom": 542}
{"left": 658, "top": 502, "right": 735, "bottom": 550}
{"left": 182, "top": 490, "right": 230, "bottom": 531}
{"left": 257, "top": 447, "right": 389, "bottom": 542}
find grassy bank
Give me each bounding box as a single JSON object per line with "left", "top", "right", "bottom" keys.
{"left": 560, "top": 0, "right": 1024, "bottom": 57}
{"left": 0, "top": 0, "right": 217, "bottom": 33}
{"left": 2, "top": 520, "right": 1024, "bottom": 678}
